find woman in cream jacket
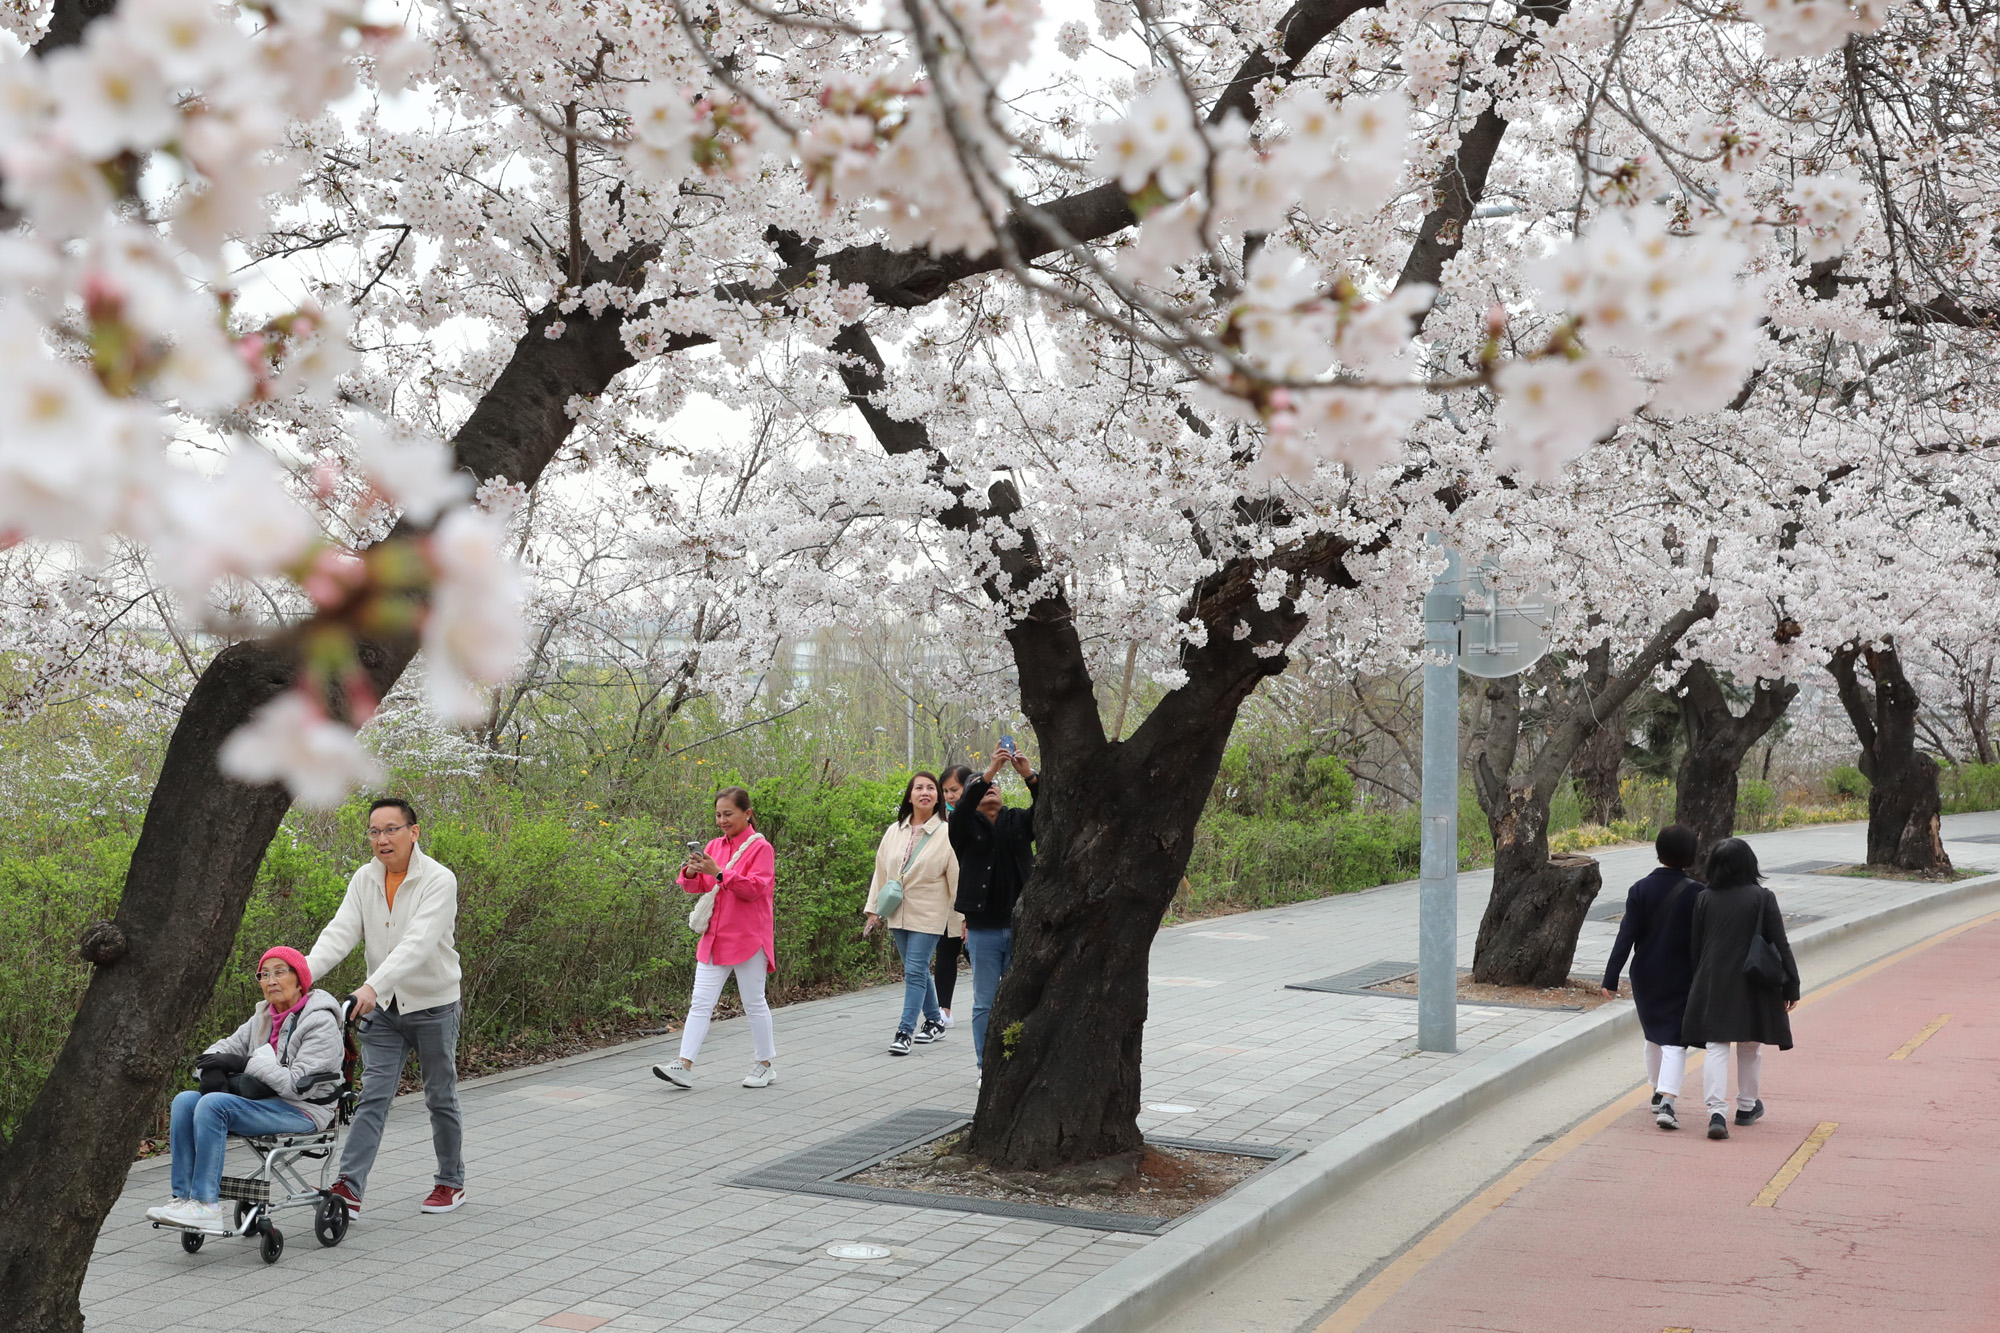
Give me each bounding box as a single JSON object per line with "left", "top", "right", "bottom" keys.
{"left": 864, "top": 772, "right": 960, "bottom": 1055}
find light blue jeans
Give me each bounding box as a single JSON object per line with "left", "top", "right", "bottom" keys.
{"left": 964, "top": 925, "right": 1013, "bottom": 1069}
{"left": 169, "top": 1090, "right": 314, "bottom": 1203}
{"left": 888, "top": 928, "right": 943, "bottom": 1034}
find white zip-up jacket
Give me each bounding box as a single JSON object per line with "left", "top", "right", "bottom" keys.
{"left": 305, "top": 843, "right": 462, "bottom": 1012}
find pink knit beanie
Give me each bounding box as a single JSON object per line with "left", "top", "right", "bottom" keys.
{"left": 258, "top": 946, "right": 312, "bottom": 993}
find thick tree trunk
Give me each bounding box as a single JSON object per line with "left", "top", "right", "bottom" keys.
{"left": 1574, "top": 697, "right": 1627, "bottom": 824}
{"left": 1673, "top": 661, "right": 1797, "bottom": 869}
{"left": 0, "top": 266, "right": 654, "bottom": 1333}
{"left": 1469, "top": 593, "right": 1719, "bottom": 985}
{"left": 1470, "top": 784, "right": 1602, "bottom": 985}
{"left": 1830, "top": 642, "right": 1951, "bottom": 873}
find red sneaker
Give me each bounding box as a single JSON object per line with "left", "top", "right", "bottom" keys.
{"left": 420, "top": 1184, "right": 465, "bottom": 1214}
{"left": 327, "top": 1178, "right": 362, "bottom": 1215}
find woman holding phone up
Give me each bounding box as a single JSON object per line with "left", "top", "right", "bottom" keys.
{"left": 654, "top": 787, "right": 778, "bottom": 1090}
{"left": 864, "top": 772, "right": 959, "bottom": 1056}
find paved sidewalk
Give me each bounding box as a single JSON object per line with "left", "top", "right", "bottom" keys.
{"left": 81, "top": 814, "right": 2000, "bottom": 1332}
{"left": 1353, "top": 903, "right": 2000, "bottom": 1331}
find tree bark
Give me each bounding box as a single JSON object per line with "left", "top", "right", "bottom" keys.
{"left": 1673, "top": 661, "right": 1797, "bottom": 869}
{"left": 0, "top": 261, "right": 662, "bottom": 1333}
{"left": 1469, "top": 593, "right": 1719, "bottom": 985}
{"left": 1829, "top": 641, "right": 1951, "bottom": 872}
{"left": 1573, "top": 695, "right": 1627, "bottom": 824}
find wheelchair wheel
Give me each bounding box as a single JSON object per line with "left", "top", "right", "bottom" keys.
{"left": 259, "top": 1224, "right": 284, "bottom": 1265}
{"left": 179, "top": 1230, "right": 204, "bottom": 1254}
{"left": 314, "top": 1195, "right": 349, "bottom": 1247}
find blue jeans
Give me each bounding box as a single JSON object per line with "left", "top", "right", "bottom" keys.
{"left": 964, "top": 925, "right": 1013, "bottom": 1069}
{"left": 169, "top": 1090, "right": 314, "bottom": 1203}
{"left": 888, "top": 928, "right": 943, "bottom": 1034}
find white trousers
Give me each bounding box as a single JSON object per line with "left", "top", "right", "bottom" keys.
{"left": 1645, "top": 1041, "right": 1688, "bottom": 1099}
{"left": 1703, "top": 1041, "right": 1762, "bottom": 1114}
{"left": 680, "top": 952, "right": 776, "bottom": 1063}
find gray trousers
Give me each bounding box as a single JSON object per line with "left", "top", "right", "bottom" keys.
{"left": 340, "top": 1000, "right": 464, "bottom": 1194}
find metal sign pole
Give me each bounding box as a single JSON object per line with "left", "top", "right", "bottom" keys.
{"left": 1418, "top": 538, "right": 1462, "bottom": 1054}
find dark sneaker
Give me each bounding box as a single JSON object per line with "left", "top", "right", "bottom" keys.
{"left": 889, "top": 1030, "right": 913, "bottom": 1056}
{"left": 1651, "top": 1091, "right": 1663, "bottom": 1109}
{"left": 914, "top": 1019, "right": 946, "bottom": 1044}
{"left": 328, "top": 1178, "right": 363, "bottom": 1215}
{"left": 1708, "top": 1113, "right": 1729, "bottom": 1140}
{"left": 1734, "top": 1099, "right": 1765, "bottom": 1127}
{"left": 1655, "top": 1100, "right": 1679, "bottom": 1131}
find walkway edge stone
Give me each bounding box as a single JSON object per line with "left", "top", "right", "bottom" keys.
{"left": 1015, "top": 869, "right": 2000, "bottom": 1333}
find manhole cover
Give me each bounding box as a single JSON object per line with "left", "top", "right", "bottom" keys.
{"left": 825, "top": 1243, "right": 893, "bottom": 1261}
{"left": 1144, "top": 1103, "right": 1199, "bottom": 1114}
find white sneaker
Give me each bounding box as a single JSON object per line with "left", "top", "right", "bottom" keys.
{"left": 741, "top": 1061, "right": 776, "bottom": 1088}
{"left": 938, "top": 1010, "right": 955, "bottom": 1029}
{"left": 160, "top": 1199, "right": 227, "bottom": 1231}
{"left": 145, "top": 1198, "right": 187, "bottom": 1223}
{"left": 653, "top": 1060, "right": 694, "bottom": 1088}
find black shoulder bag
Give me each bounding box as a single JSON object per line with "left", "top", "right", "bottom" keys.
{"left": 1742, "top": 890, "right": 1787, "bottom": 991}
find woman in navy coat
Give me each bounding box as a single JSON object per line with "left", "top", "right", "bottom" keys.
{"left": 1600, "top": 825, "right": 1704, "bottom": 1130}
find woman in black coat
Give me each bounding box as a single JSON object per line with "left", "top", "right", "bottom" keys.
{"left": 1682, "top": 838, "right": 1800, "bottom": 1141}
{"left": 1600, "top": 825, "right": 1704, "bottom": 1130}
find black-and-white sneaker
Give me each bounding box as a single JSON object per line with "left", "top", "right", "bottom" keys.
{"left": 1651, "top": 1091, "right": 1663, "bottom": 1110}
{"left": 1655, "top": 1099, "right": 1678, "bottom": 1131}
{"left": 1734, "top": 1099, "right": 1765, "bottom": 1127}
{"left": 913, "top": 1018, "right": 946, "bottom": 1044}
{"left": 889, "top": 1030, "right": 913, "bottom": 1056}
{"left": 1708, "top": 1113, "right": 1730, "bottom": 1140}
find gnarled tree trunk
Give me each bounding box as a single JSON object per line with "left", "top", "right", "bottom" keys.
{"left": 1830, "top": 641, "right": 1950, "bottom": 873}
{"left": 1674, "top": 661, "right": 1797, "bottom": 869}
{"left": 1470, "top": 593, "right": 1718, "bottom": 985}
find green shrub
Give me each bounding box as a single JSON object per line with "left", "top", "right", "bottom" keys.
{"left": 1827, "top": 765, "right": 1870, "bottom": 800}
{"left": 1183, "top": 809, "right": 1421, "bottom": 914}
{"left": 1943, "top": 762, "right": 2000, "bottom": 814}
{"left": 1736, "top": 778, "right": 1777, "bottom": 832}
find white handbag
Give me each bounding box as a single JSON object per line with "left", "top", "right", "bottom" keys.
{"left": 688, "top": 833, "right": 765, "bottom": 935}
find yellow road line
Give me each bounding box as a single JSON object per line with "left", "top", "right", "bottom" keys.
{"left": 1751, "top": 1120, "right": 1840, "bottom": 1207}
{"left": 1663, "top": 1327, "right": 1695, "bottom": 1332}
{"left": 1890, "top": 1013, "right": 1952, "bottom": 1060}
{"left": 1312, "top": 906, "right": 2000, "bottom": 1331}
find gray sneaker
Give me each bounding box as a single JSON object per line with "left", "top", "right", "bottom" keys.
{"left": 1655, "top": 1099, "right": 1679, "bottom": 1131}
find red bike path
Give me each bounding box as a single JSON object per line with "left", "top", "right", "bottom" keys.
{"left": 1326, "top": 910, "right": 2000, "bottom": 1333}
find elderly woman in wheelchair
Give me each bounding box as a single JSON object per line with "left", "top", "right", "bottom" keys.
{"left": 147, "top": 946, "right": 346, "bottom": 1237}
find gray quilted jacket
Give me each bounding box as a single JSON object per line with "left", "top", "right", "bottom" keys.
{"left": 203, "top": 988, "right": 346, "bottom": 1130}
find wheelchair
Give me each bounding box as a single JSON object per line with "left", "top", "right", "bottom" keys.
{"left": 152, "top": 994, "right": 361, "bottom": 1265}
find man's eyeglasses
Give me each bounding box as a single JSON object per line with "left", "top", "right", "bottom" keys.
{"left": 366, "top": 823, "right": 411, "bottom": 840}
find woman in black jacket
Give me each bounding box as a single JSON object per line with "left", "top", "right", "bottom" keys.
{"left": 1600, "top": 825, "right": 1704, "bottom": 1130}
{"left": 950, "top": 747, "right": 1037, "bottom": 1070}
{"left": 931, "top": 765, "right": 977, "bottom": 1029}
{"left": 1682, "top": 838, "right": 1800, "bottom": 1140}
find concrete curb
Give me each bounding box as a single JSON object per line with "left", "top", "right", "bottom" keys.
{"left": 1016, "top": 869, "right": 2000, "bottom": 1333}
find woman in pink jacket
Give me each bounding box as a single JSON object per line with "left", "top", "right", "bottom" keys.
{"left": 654, "top": 787, "right": 779, "bottom": 1090}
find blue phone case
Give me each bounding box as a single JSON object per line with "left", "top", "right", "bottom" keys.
{"left": 999, "top": 733, "right": 1016, "bottom": 754}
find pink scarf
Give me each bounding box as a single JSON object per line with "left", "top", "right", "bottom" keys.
{"left": 267, "top": 996, "right": 306, "bottom": 1051}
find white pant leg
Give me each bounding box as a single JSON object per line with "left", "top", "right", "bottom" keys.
{"left": 736, "top": 952, "right": 777, "bottom": 1062}
{"left": 1705, "top": 1042, "right": 1733, "bottom": 1114}
{"left": 1645, "top": 1041, "right": 1662, "bottom": 1088}
{"left": 680, "top": 960, "right": 731, "bottom": 1062}
{"left": 1736, "top": 1042, "right": 1762, "bottom": 1112}
{"left": 1655, "top": 1044, "right": 1687, "bottom": 1099}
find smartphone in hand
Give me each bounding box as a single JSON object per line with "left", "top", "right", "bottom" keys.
{"left": 999, "top": 733, "right": 1017, "bottom": 755}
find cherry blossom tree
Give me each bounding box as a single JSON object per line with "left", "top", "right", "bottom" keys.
{"left": 3, "top": 0, "right": 1998, "bottom": 1316}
